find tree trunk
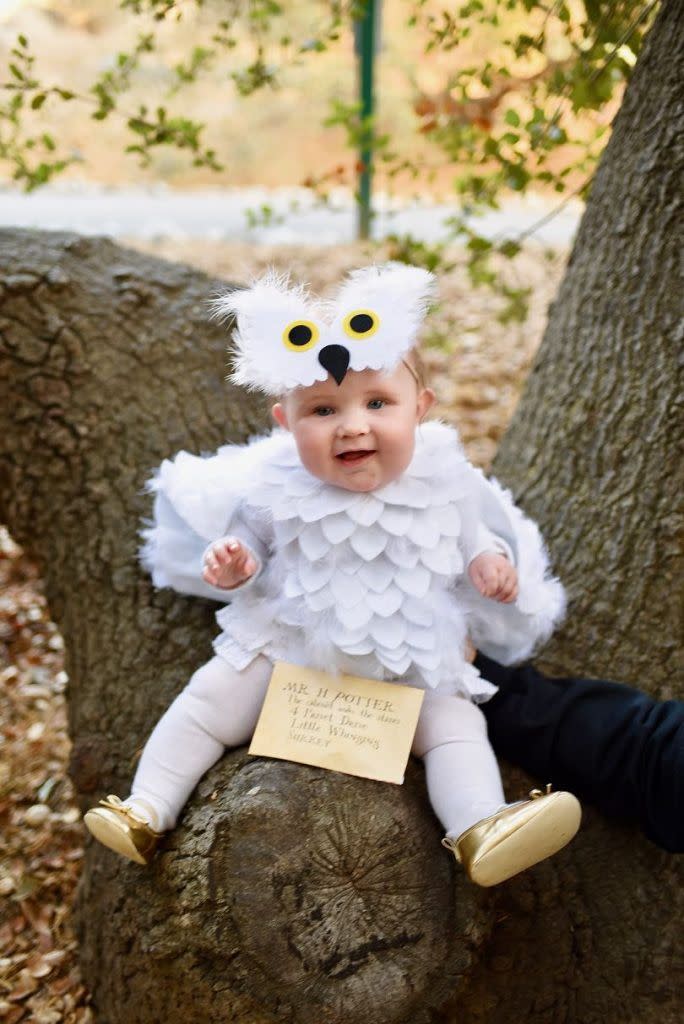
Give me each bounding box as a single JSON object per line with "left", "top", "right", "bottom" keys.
{"left": 0, "top": 2, "right": 682, "bottom": 1020}
{"left": 493, "top": 0, "right": 683, "bottom": 697}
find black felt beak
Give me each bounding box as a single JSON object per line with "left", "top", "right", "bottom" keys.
{"left": 318, "top": 344, "right": 350, "bottom": 385}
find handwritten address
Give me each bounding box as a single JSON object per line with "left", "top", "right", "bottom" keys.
{"left": 249, "top": 661, "right": 424, "bottom": 784}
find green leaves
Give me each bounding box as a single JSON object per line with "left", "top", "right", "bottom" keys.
{"left": 0, "top": 0, "right": 658, "bottom": 313}
{"left": 125, "top": 106, "right": 223, "bottom": 170}
{"left": 89, "top": 32, "right": 155, "bottom": 121}
{"left": 0, "top": 33, "right": 78, "bottom": 190}
{"left": 173, "top": 47, "right": 216, "bottom": 88}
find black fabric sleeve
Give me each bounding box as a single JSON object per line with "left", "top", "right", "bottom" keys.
{"left": 476, "top": 652, "right": 684, "bottom": 853}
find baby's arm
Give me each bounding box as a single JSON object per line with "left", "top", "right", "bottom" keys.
{"left": 468, "top": 552, "right": 518, "bottom": 604}
{"left": 203, "top": 537, "right": 257, "bottom": 590}
{"left": 464, "top": 521, "right": 518, "bottom": 604}
{"left": 202, "top": 503, "right": 272, "bottom": 592}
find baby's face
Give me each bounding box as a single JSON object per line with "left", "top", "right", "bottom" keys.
{"left": 272, "top": 363, "right": 434, "bottom": 492}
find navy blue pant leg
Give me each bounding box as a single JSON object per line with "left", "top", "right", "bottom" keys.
{"left": 475, "top": 653, "right": 684, "bottom": 853}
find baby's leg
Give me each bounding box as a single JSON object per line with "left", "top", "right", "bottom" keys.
{"left": 127, "top": 655, "right": 272, "bottom": 831}
{"left": 412, "top": 691, "right": 505, "bottom": 838}
{"left": 413, "top": 690, "right": 581, "bottom": 886}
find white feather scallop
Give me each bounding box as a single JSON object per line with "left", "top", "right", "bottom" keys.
{"left": 358, "top": 557, "right": 396, "bottom": 593}
{"left": 298, "top": 559, "right": 334, "bottom": 593}
{"left": 377, "top": 476, "right": 431, "bottom": 509}
{"left": 263, "top": 469, "right": 319, "bottom": 498}
{"left": 328, "top": 621, "right": 369, "bottom": 647}
{"left": 336, "top": 602, "right": 374, "bottom": 630}
{"left": 321, "top": 513, "right": 356, "bottom": 544}
{"left": 297, "top": 488, "right": 355, "bottom": 522}
{"left": 346, "top": 494, "right": 384, "bottom": 526}
{"left": 366, "top": 585, "right": 403, "bottom": 618}
{"left": 337, "top": 550, "right": 364, "bottom": 575}
{"left": 370, "top": 615, "right": 407, "bottom": 649}
{"left": 339, "top": 640, "right": 375, "bottom": 656}
{"left": 402, "top": 596, "right": 433, "bottom": 627}
{"left": 378, "top": 504, "right": 413, "bottom": 536}
{"left": 272, "top": 501, "right": 300, "bottom": 523}
{"left": 349, "top": 524, "right": 389, "bottom": 561}
{"left": 405, "top": 624, "right": 435, "bottom": 651}
{"left": 407, "top": 514, "right": 442, "bottom": 549}
{"left": 274, "top": 518, "right": 305, "bottom": 545}
{"left": 420, "top": 541, "right": 462, "bottom": 575}
{"left": 394, "top": 564, "right": 431, "bottom": 597}
{"left": 284, "top": 574, "right": 304, "bottom": 599}
{"left": 385, "top": 536, "right": 420, "bottom": 569}
{"left": 410, "top": 648, "right": 442, "bottom": 671}
{"left": 377, "top": 649, "right": 412, "bottom": 675}
{"left": 330, "top": 571, "right": 367, "bottom": 608}
{"left": 432, "top": 504, "right": 462, "bottom": 537}
{"left": 298, "top": 523, "right": 331, "bottom": 560}
{"left": 304, "top": 585, "right": 335, "bottom": 612}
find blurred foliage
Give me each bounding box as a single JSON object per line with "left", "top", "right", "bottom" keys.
{"left": 0, "top": 0, "right": 659, "bottom": 304}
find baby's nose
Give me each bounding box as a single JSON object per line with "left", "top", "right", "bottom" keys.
{"left": 338, "top": 411, "right": 370, "bottom": 436}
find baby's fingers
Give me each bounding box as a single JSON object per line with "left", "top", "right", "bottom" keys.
{"left": 202, "top": 563, "right": 220, "bottom": 585}
{"left": 213, "top": 538, "right": 241, "bottom": 565}
{"left": 234, "top": 548, "right": 256, "bottom": 578}
{"left": 498, "top": 581, "right": 518, "bottom": 603}
{"left": 496, "top": 570, "right": 519, "bottom": 603}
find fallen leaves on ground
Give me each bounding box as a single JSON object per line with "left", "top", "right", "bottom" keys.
{"left": 0, "top": 528, "right": 92, "bottom": 1023}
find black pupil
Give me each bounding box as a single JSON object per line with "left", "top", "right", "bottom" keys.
{"left": 350, "top": 313, "right": 374, "bottom": 334}
{"left": 288, "top": 324, "right": 313, "bottom": 346}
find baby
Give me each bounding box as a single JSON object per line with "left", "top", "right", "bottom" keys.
{"left": 84, "top": 263, "right": 580, "bottom": 885}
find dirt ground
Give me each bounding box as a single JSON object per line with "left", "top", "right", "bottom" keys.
{"left": 0, "top": 239, "right": 567, "bottom": 1022}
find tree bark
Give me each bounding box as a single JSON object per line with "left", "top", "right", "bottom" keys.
{"left": 0, "top": 2, "right": 682, "bottom": 1020}
{"left": 493, "top": 0, "right": 684, "bottom": 697}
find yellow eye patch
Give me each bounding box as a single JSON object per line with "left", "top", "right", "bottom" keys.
{"left": 342, "top": 309, "right": 380, "bottom": 339}
{"left": 282, "top": 320, "right": 320, "bottom": 352}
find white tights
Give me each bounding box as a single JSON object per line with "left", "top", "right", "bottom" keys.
{"left": 129, "top": 656, "right": 506, "bottom": 838}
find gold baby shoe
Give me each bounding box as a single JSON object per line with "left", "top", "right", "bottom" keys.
{"left": 442, "top": 786, "right": 581, "bottom": 887}
{"left": 83, "top": 795, "right": 163, "bottom": 866}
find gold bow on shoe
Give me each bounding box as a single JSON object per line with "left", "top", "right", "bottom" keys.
{"left": 83, "top": 795, "right": 163, "bottom": 866}
{"left": 442, "top": 785, "right": 581, "bottom": 888}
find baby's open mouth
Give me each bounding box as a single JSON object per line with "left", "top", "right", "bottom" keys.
{"left": 336, "top": 449, "right": 376, "bottom": 463}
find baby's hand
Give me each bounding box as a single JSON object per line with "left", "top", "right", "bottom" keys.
{"left": 468, "top": 552, "right": 518, "bottom": 604}
{"left": 202, "top": 537, "right": 258, "bottom": 590}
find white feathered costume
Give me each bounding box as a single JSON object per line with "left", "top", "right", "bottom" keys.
{"left": 140, "top": 264, "right": 565, "bottom": 703}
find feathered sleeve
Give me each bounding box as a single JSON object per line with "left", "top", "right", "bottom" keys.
{"left": 453, "top": 467, "right": 566, "bottom": 664}
{"left": 139, "top": 430, "right": 288, "bottom": 601}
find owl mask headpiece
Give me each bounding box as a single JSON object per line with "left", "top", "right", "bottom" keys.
{"left": 211, "top": 262, "right": 436, "bottom": 394}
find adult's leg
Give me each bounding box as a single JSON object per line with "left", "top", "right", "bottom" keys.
{"left": 129, "top": 655, "right": 272, "bottom": 830}
{"left": 476, "top": 652, "right": 684, "bottom": 852}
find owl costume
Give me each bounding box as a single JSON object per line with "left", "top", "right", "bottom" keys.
{"left": 84, "top": 264, "right": 581, "bottom": 883}
{"left": 142, "top": 264, "right": 564, "bottom": 695}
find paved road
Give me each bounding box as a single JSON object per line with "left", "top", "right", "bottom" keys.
{"left": 0, "top": 183, "right": 581, "bottom": 246}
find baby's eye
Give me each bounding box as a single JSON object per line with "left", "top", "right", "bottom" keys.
{"left": 313, "top": 405, "right": 335, "bottom": 416}
{"left": 367, "top": 398, "right": 385, "bottom": 410}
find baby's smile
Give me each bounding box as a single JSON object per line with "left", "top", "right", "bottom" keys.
{"left": 271, "top": 363, "right": 435, "bottom": 493}
{"left": 335, "top": 448, "right": 377, "bottom": 464}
